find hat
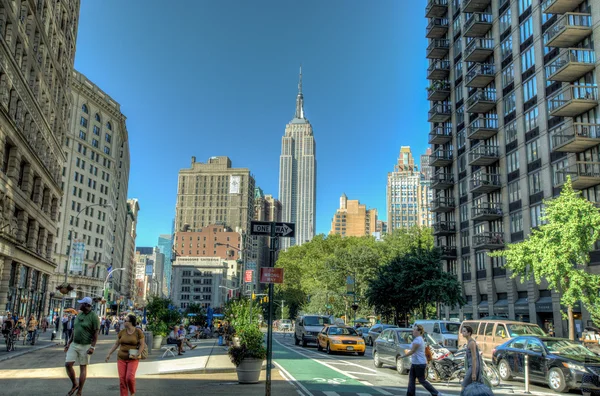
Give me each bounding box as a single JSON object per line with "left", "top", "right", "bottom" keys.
{"left": 77, "top": 297, "right": 93, "bottom": 305}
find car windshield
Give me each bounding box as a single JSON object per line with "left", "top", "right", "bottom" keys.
{"left": 507, "top": 324, "right": 546, "bottom": 337}
{"left": 304, "top": 316, "right": 330, "bottom": 326}
{"left": 281, "top": 320, "right": 291, "bottom": 324}
{"left": 543, "top": 339, "right": 597, "bottom": 357}
{"left": 424, "top": 333, "right": 439, "bottom": 345}
{"left": 329, "top": 327, "right": 357, "bottom": 336}
{"left": 441, "top": 323, "right": 460, "bottom": 334}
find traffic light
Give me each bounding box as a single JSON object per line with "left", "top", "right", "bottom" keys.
{"left": 252, "top": 293, "right": 256, "bottom": 300}
{"left": 263, "top": 296, "right": 269, "bottom": 303}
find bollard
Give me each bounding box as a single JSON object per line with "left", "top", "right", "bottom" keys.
{"left": 524, "top": 354, "right": 531, "bottom": 394}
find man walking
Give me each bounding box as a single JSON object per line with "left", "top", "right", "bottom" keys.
{"left": 64, "top": 297, "right": 100, "bottom": 396}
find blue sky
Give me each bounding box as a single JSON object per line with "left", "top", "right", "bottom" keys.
{"left": 74, "top": 1, "right": 430, "bottom": 246}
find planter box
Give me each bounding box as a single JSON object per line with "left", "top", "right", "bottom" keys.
{"left": 236, "top": 358, "right": 264, "bottom": 384}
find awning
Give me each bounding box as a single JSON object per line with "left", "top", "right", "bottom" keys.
{"left": 514, "top": 297, "right": 529, "bottom": 314}
{"left": 478, "top": 300, "right": 489, "bottom": 311}
{"left": 535, "top": 296, "right": 553, "bottom": 312}
{"left": 494, "top": 299, "right": 509, "bottom": 313}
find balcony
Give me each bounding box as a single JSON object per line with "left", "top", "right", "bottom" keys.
{"left": 472, "top": 232, "right": 505, "bottom": 250}
{"left": 426, "top": 18, "right": 449, "bottom": 39}
{"left": 429, "top": 125, "right": 452, "bottom": 144}
{"left": 465, "top": 63, "right": 495, "bottom": 88}
{"left": 467, "top": 116, "right": 498, "bottom": 140}
{"left": 427, "top": 81, "right": 451, "bottom": 101}
{"left": 545, "top": 48, "right": 595, "bottom": 82}
{"left": 427, "top": 39, "right": 450, "bottom": 59}
{"left": 428, "top": 103, "right": 452, "bottom": 122}
{"left": 440, "top": 246, "right": 458, "bottom": 259}
{"left": 547, "top": 85, "right": 598, "bottom": 117}
{"left": 466, "top": 89, "right": 497, "bottom": 113}
{"left": 468, "top": 145, "right": 499, "bottom": 166}
{"left": 431, "top": 172, "right": 455, "bottom": 189}
{"left": 430, "top": 149, "right": 453, "bottom": 167}
{"left": 463, "top": 0, "right": 491, "bottom": 13}
{"left": 464, "top": 38, "right": 494, "bottom": 62}
{"left": 433, "top": 221, "right": 456, "bottom": 236}
{"left": 542, "top": 0, "right": 586, "bottom": 15}
{"left": 544, "top": 13, "right": 592, "bottom": 48}
{"left": 431, "top": 196, "right": 456, "bottom": 213}
{"left": 427, "top": 60, "right": 450, "bottom": 80}
{"left": 471, "top": 202, "right": 503, "bottom": 221}
{"left": 426, "top": 0, "right": 448, "bottom": 18}
{"left": 470, "top": 172, "right": 501, "bottom": 193}
{"left": 464, "top": 13, "right": 493, "bottom": 37}
{"left": 558, "top": 162, "right": 600, "bottom": 189}
{"left": 551, "top": 122, "right": 600, "bottom": 153}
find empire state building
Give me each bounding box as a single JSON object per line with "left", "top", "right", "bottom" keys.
{"left": 278, "top": 67, "right": 316, "bottom": 249}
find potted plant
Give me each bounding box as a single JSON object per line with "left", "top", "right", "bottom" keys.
{"left": 145, "top": 296, "right": 182, "bottom": 349}
{"left": 55, "top": 283, "right": 74, "bottom": 295}
{"left": 228, "top": 323, "right": 266, "bottom": 384}
{"left": 147, "top": 322, "right": 168, "bottom": 349}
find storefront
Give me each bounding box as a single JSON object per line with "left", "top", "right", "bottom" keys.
{"left": 478, "top": 300, "right": 489, "bottom": 318}
{"left": 514, "top": 297, "right": 530, "bottom": 323}
{"left": 493, "top": 298, "right": 509, "bottom": 318}
{"left": 4, "top": 261, "right": 49, "bottom": 320}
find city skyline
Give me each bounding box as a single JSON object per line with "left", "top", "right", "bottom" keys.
{"left": 73, "top": 0, "right": 430, "bottom": 246}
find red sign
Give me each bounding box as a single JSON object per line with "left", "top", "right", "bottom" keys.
{"left": 260, "top": 267, "right": 284, "bottom": 284}
{"left": 244, "top": 270, "right": 253, "bottom": 283}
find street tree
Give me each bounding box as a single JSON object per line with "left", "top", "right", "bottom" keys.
{"left": 489, "top": 177, "right": 600, "bottom": 340}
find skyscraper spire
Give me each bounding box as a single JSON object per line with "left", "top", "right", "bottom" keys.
{"left": 295, "top": 65, "right": 305, "bottom": 119}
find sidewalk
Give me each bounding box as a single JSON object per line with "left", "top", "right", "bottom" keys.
{"left": 0, "top": 328, "right": 61, "bottom": 362}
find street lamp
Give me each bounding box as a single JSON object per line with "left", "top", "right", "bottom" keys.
{"left": 103, "top": 267, "right": 126, "bottom": 317}
{"left": 57, "top": 202, "right": 113, "bottom": 340}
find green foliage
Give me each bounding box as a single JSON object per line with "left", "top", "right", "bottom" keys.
{"left": 224, "top": 297, "right": 260, "bottom": 330}
{"left": 490, "top": 177, "right": 600, "bottom": 336}
{"left": 146, "top": 321, "right": 169, "bottom": 337}
{"left": 145, "top": 295, "right": 182, "bottom": 336}
{"left": 228, "top": 322, "right": 267, "bottom": 366}
{"left": 184, "top": 303, "right": 206, "bottom": 325}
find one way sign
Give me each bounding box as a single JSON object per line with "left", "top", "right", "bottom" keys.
{"left": 250, "top": 221, "right": 295, "bottom": 238}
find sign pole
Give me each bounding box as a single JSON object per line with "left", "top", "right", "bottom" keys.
{"left": 265, "top": 226, "right": 277, "bottom": 396}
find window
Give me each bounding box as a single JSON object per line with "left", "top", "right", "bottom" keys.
{"left": 95, "top": 113, "right": 101, "bottom": 122}
{"left": 106, "top": 122, "right": 112, "bottom": 130}
{"left": 453, "top": 37, "right": 462, "bottom": 58}
{"left": 460, "top": 204, "right": 469, "bottom": 222}
{"left": 526, "top": 139, "right": 539, "bottom": 163}
{"left": 457, "top": 130, "right": 466, "bottom": 149}
{"left": 81, "top": 104, "right": 88, "bottom": 114}
{"left": 510, "top": 211, "right": 523, "bottom": 233}
{"left": 105, "top": 133, "right": 111, "bottom": 143}
{"left": 519, "top": 16, "right": 533, "bottom": 44}
{"left": 530, "top": 204, "right": 544, "bottom": 228}
{"left": 501, "top": 63, "right": 514, "bottom": 89}
{"left": 455, "top": 82, "right": 463, "bottom": 103}
{"left": 453, "top": 16, "right": 461, "bottom": 34}
{"left": 507, "top": 151, "right": 519, "bottom": 173}
{"left": 79, "top": 130, "right": 86, "bottom": 140}
{"left": 521, "top": 46, "right": 535, "bottom": 72}
{"left": 503, "top": 91, "right": 516, "bottom": 116}
{"left": 92, "top": 139, "right": 98, "bottom": 148}
{"left": 499, "top": 8, "right": 511, "bottom": 33}
{"left": 454, "top": 60, "right": 463, "bottom": 80}
{"left": 458, "top": 154, "right": 467, "bottom": 173}
{"left": 461, "top": 230, "right": 470, "bottom": 247}
{"left": 529, "top": 171, "right": 542, "bottom": 194}
{"left": 501, "top": 36, "right": 512, "bottom": 60}
{"left": 80, "top": 117, "right": 88, "bottom": 128}
{"left": 93, "top": 126, "right": 100, "bottom": 135}
{"left": 523, "top": 75, "right": 537, "bottom": 103}
{"left": 456, "top": 105, "right": 464, "bottom": 125}
{"left": 524, "top": 106, "right": 538, "bottom": 132}
{"left": 518, "top": 0, "right": 531, "bottom": 14}
{"left": 476, "top": 253, "right": 486, "bottom": 271}
{"left": 508, "top": 180, "right": 521, "bottom": 202}
{"left": 552, "top": 159, "right": 569, "bottom": 186}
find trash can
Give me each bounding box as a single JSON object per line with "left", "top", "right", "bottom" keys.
{"left": 144, "top": 331, "right": 153, "bottom": 355}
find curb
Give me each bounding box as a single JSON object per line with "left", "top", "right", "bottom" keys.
{"left": 151, "top": 366, "right": 239, "bottom": 375}
{"left": 0, "top": 341, "right": 61, "bottom": 363}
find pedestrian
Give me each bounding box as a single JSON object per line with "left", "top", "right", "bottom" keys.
{"left": 62, "top": 314, "right": 70, "bottom": 343}
{"left": 401, "top": 324, "right": 441, "bottom": 396}
{"left": 26, "top": 314, "right": 38, "bottom": 345}
{"left": 105, "top": 314, "right": 146, "bottom": 396}
{"left": 100, "top": 317, "right": 105, "bottom": 335}
{"left": 55, "top": 315, "right": 61, "bottom": 332}
{"left": 41, "top": 316, "right": 48, "bottom": 333}
{"left": 64, "top": 297, "right": 100, "bottom": 396}
{"left": 461, "top": 325, "right": 482, "bottom": 391}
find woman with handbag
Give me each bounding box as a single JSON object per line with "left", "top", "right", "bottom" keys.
{"left": 105, "top": 314, "right": 146, "bottom": 396}
{"left": 461, "top": 325, "right": 483, "bottom": 390}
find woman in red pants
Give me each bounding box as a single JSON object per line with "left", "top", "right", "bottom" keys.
{"left": 105, "top": 314, "right": 145, "bottom": 396}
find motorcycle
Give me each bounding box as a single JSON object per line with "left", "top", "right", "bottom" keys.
{"left": 427, "top": 346, "right": 500, "bottom": 387}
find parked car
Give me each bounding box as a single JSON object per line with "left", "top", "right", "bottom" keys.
{"left": 413, "top": 320, "right": 461, "bottom": 352}
{"left": 366, "top": 323, "right": 398, "bottom": 346}
{"left": 356, "top": 326, "right": 370, "bottom": 339}
{"left": 459, "top": 320, "right": 546, "bottom": 360}
{"left": 295, "top": 315, "right": 331, "bottom": 347}
{"left": 373, "top": 328, "right": 450, "bottom": 375}
{"left": 317, "top": 325, "right": 365, "bottom": 355}
{"left": 492, "top": 335, "right": 600, "bottom": 393}
{"left": 278, "top": 319, "right": 292, "bottom": 331}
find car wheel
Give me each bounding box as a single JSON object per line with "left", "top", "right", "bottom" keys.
{"left": 396, "top": 356, "right": 407, "bottom": 375}
{"left": 498, "top": 359, "right": 512, "bottom": 381}
{"left": 326, "top": 342, "right": 332, "bottom": 354}
{"left": 548, "top": 368, "right": 568, "bottom": 393}
{"left": 427, "top": 364, "right": 440, "bottom": 382}
{"left": 301, "top": 336, "right": 307, "bottom": 347}
{"left": 373, "top": 351, "right": 383, "bottom": 368}
{"left": 317, "top": 341, "right": 323, "bottom": 352}
{"left": 294, "top": 335, "right": 299, "bottom": 346}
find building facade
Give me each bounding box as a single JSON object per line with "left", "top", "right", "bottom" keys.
{"left": 387, "top": 146, "right": 433, "bottom": 231}
{"left": 425, "top": 0, "right": 600, "bottom": 336}
{"left": 52, "top": 70, "right": 130, "bottom": 311}
{"left": 157, "top": 234, "right": 173, "bottom": 297}
{"left": 330, "top": 193, "right": 377, "bottom": 237}
{"left": 0, "top": 0, "right": 81, "bottom": 319}
{"left": 124, "top": 198, "right": 139, "bottom": 305}
{"left": 279, "top": 67, "right": 317, "bottom": 249}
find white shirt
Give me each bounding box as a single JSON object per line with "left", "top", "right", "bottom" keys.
{"left": 410, "top": 336, "right": 427, "bottom": 365}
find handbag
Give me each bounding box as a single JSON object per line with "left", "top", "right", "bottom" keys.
{"left": 136, "top": 328, "right": 148, "bottom": 360}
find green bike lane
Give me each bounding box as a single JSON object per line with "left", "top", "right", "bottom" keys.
{"left": 272, "top": 338, "right": 389, "bottom": 395}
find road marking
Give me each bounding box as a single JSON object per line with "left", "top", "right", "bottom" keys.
{"left": 273, "top": 361, "right": 313, "bottom": 396}
{"left": 323, "top": 392, "right": 341, "bottom": 396}
{"left": 371, "top": 387, "right": 393, "bottom": 395}
{"left": 360, "top": 381, "right": 373, "bottom": 386}
{"left": 344, "top": 371, "right": 379, "bottom": 376}
{"left": 313, "top": 377, "right": 347, "bottom": 385}
{"left": 358, "top": 394, "right": 374, "bottom": 396}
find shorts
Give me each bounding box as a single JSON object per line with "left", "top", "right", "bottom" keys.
{"left": 65, "top": 343, "right": 91, "bottom": 366}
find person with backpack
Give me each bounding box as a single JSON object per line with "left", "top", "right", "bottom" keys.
{"left": 401, "top": 324, "right": 442, "bottom": 396}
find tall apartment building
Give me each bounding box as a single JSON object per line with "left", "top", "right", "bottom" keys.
{"left": 425, "top": 0, "right": 599, "bottom": 336}
{"left": 250, "top": 188, "right": 281, "bottom": 293}
{"left": 387, "top": 146, "right": 433, "bottom": 231}
{"left": 279, "top": 67, "right": 317, "bottom": 249}
{"left": 124, "top": 199, "right": 139, "bottom": 304}
{"left": 375, "top": 220, "right": 388, "bottom": 234}
{"left": 157, "top": 234, "right": 173, "bottom": 297}
{"left": 330, "top": 194, "right": 377, "bottom": 237}
{"left": 134, "top": 247, "right": 165, "bottom": 303}
{"left": 52, "top": 70, "right": 130, "bottom": 311}
{"left": 0, "top": 1, "right": 80, "bottom": 319}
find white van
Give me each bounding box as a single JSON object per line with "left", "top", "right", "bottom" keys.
{"left": 413, "top": 320, "right": 461, "bottom": 352}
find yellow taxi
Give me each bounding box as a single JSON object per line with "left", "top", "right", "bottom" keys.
{"left": 317, "top": 325, "right": 366, "bottom": 355}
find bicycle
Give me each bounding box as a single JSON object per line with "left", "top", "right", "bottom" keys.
{"left": 24, "top": 329, "right": 39, "bottom": 345}
{"left": 5, "top": 330, "right": 17, "bottom": 352}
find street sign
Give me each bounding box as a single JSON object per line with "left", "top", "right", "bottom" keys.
{"left": 245, "top": 270, "right": 253, "bottom": 283}
{"left": 250, "top": 221, "right": 295, "bottom": 237}
{"left": 260, "top": 267, "right": 284, "bottom": 284}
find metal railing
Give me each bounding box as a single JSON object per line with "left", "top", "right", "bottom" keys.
{"left": 432, "top": 196, "right": 456, "bottom": 208}
{"left": 472, "top": 202, "right": 503, "bottom": 217}
{"left": 428, "top": 60, "right": 450, "bottom": 74}
{"left": 465, "top": 38, "right": 494, "bottom": 57}
{"left": 427, "top": 39, "right": 450, "bottom": 52}
{"left": 558, "top": 162, "right": 600, "bottom": 179}
{"left": 467, "top": 116, "right": 498, "bottom": 137}
{"left": 546, "top": 48, "right": 595, "bottom": 77}
{"left": 427, "top": 18, "right": 449, "bottom": 31}
{"left": 467, "top": 89, "right": 497, "bottom": 108}
{"left": 430, "top": 149, "right": 453, "bottom": 161}
{"left": 470, "top": 172, "right": 502, "bottom": 188}
{"left": 465, "top": 12, "right": 492, "bottom": 30}
{"left": 469, "top": 144, "right": 499, "bottom": 158}
{"left": 429, "top": 125, "right": 452, "bottom": 139}
{"left": 431, "top": 172, "right": 454, "bottom": 184}
{"left": 466, "top": 63, "right": 495, "bottom": 83}
{"left": 428, "top": 103, "right": 452, "bottom": 118}
{"left": 551, "top": 122, "right": 600, "bottom": 148}
{"left": 433, "top": 221, "right": 456, "bottom": 233}
{"left": 544, "top": 12, "right": 592, "bottom": 44}
{"left": 472, "top": 232, "right": 505, "bottom": 246}
{"left": 547, "top": 85, "right": 598, "bottom": 113}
